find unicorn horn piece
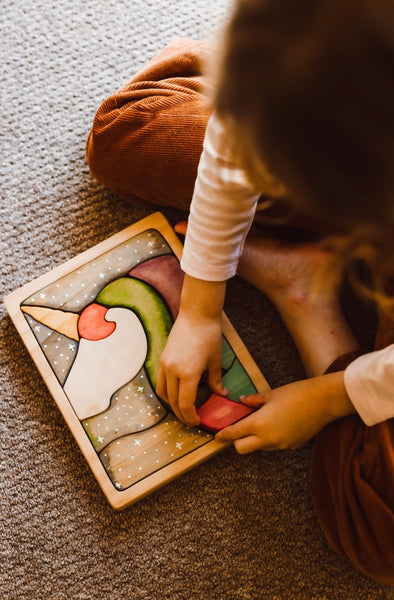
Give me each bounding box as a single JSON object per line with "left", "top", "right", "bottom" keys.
{"left": 21, "top": 305, "right": 80, "bottom": 341}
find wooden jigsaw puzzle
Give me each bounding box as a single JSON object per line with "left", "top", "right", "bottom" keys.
{"left": 5, "top": 212, "right": 269, "bottom": 509}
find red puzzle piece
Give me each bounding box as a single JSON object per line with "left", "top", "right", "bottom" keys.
{"left": 197, "top": 393, "right": 256, "bottom": 433}
{"left": 78, "top": 303, "right": 116, "bottom": 341}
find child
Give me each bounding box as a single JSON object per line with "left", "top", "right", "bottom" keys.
{"left": 87, "top": 0, "right": 394, "bottom": 584}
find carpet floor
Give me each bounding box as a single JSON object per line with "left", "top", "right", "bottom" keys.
{"left": 1, "top": 1, "right": 393, "bottom": 598}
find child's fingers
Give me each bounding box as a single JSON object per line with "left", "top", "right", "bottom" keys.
{"left": 234, "top": 435, "right": 262, "bottom": 454}
{"left": 215, "top": 415, "right": 263, "bottom": 453}
{"left": 156, "top": 368, "right": 168, "bottom": 404}
{"left": 238, "top": 392, "right": 268, "bottom": 407}
{"left": 166, "top": 376, "right": 183, "bottom": 422}
{"left": 207, "top": 362, "right": 228, "bottom": 396}
{"left": 216, "top": 422, "right": 273, "bottom": 453}
{"left": 157, "top": 367, "right": 184, "bottom": 422}
{"left": 178, "top": 378, "right": 201, "bottom": 426}
{"left": 215, "top": 414, "right": 256, "bottom": 443}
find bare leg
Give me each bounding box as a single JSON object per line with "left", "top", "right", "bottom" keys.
{"left": 238, "top": 227, "right": 359, "bottom": 377}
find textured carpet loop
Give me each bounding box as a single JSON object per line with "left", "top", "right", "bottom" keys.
{"left": 1, "top": 1, "right": 393, "bottom": 599}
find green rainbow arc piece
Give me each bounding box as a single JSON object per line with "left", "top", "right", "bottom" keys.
{"left": 95, "top": 277, "right": 172, "bottom": 394}
{"left": 221, "top": 337, "right": 257, "bottom": 401}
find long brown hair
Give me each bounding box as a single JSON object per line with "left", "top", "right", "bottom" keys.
{"left": 213, "top": 0, "right": 394, "bottom": 299}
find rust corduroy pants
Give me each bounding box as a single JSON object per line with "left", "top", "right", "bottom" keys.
{"left": 87, "top": 38, "right": 394, "bottom": 584}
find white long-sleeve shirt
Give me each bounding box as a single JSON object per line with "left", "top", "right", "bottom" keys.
{"left": 181, "top": 114, "right": 260, "bottom": 281}
{"left": 181, "top": 113, "right": 394, "bottom": 426}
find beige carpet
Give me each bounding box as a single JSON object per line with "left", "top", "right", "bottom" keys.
{"left": 1, "top": 0, "right": 393, "bottom": 598}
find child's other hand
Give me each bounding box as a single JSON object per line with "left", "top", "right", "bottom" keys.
{"left": 156, "top": 311, "right": 227, "bottom": 426}
{"left": 215, "top": 372, "right": 355, "bottom": 452}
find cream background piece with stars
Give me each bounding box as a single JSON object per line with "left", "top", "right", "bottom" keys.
{"left": 22, "top": 314, "right": 78, "bottom": 385}
{"left": 83, "top": 366, "right": 166, "bottom": 449}
{"left": 101, "top": 415, "right": 213, "bottom": 489}
{"left": 64, "top": 307, "right": 148, "bottom": 420}
{"left": 21, "top": 229, "right": 172, "bottom": 313}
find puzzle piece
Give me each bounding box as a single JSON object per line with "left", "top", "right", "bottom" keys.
{"left": 78, "top": 303, "right": 116, "bottom": 340}
{"left": 197, "top": 393, "right": 256, "bottom": 433}
{"left": 64, "top": 307, "right": 148, "bottom": 420}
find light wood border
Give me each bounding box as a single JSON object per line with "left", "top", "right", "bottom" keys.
{"left": 4, "top": 212, "right": 269, "bottom": 509}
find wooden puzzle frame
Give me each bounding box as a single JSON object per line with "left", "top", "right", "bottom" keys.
{"left": 5, "top": 212, "right": 269, "bottom": 509}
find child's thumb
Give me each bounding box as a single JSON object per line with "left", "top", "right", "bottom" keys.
{"left": 238, "top": 392, "right": 268, "bottom": 408}
{"left": 208, "top": 365, "right": 228, "bottom": 396}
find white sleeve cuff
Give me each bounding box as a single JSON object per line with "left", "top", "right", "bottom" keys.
{"left": 344, "top": 344, "right": 394, "bottom": 426}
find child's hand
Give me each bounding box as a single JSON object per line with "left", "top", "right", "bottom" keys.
{"left": 157, "top": 273, "right": 227, "bottom": 425}
{"left": 156, "top": 311, "right": 226, "bottom": 426}
{"left": 215, "top": 372, "right": 355, "bottom": 452}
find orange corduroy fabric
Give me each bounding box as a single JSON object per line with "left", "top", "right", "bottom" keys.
{"left": 87, "top": 39, "right": 394, "bottom": 584}
{"left": 87, "top": 38, "right": 214, "bottom": 210}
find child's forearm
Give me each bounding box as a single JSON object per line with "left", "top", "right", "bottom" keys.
{"left": 179, "top": 274, "right": 227, "bottom": 320}
{"left": 321, "top": 370, "right": 356, "bottom": 421}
